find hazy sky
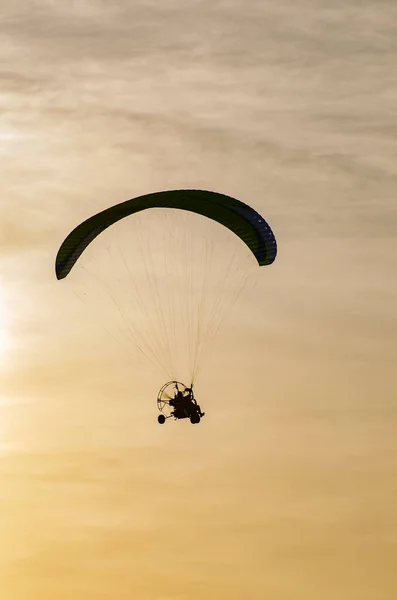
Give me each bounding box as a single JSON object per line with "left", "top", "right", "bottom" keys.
{"left": 1, "top": 1, "right": 397, "bottom": 598}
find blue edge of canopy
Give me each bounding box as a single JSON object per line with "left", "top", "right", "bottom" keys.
{"left": 231, "top": 204, "right": 277, "bottom": 266}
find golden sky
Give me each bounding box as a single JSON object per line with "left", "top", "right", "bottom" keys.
{"left": 1, "top": 1, "right": 397, "bottom": 598}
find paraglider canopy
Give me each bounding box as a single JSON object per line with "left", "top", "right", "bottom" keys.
{"left": 55, "top": 189, "right": 277, "bottom": 280}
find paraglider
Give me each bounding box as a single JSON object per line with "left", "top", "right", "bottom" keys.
{"left": 157, "top": 381, "right": 205, "bottom": 424}
{"left": 55, "top": 189, "right": 277, "bottom": 424}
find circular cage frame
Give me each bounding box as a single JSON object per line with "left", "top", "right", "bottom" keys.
{"left": 157, "top": 380, "right": 191, "bottom": 415}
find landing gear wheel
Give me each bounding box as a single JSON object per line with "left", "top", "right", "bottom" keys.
{"left": 158, "top": 414, "right": 166, "bottom": 424}
{"left": 190, "top": 413, "right": 201, "bottom": 424}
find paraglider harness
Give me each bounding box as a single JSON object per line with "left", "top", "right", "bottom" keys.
{"left": 157, "top": 381, "right": 205, "bottom": 424}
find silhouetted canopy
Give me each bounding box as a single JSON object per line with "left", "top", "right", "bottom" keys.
{"left": 55, "top": 189, "right": 277, "bottom": 280}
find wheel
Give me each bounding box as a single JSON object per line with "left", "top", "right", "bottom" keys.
{"left": 190, "top": 413, "right": 200, "bottom": 424}
{"left": 158, "top": 414, "right": 166, "bottom": 424}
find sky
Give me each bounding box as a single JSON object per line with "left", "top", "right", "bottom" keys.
{"left": 1, "top": 0, "right": 397, "bottom": 598}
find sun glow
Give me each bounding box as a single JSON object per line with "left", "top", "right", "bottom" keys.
{"left": 0, "top": 127, "right": 31, "bottom": 156}
{"left": 0, "top": 279, "right": 10, "bottom": 364}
